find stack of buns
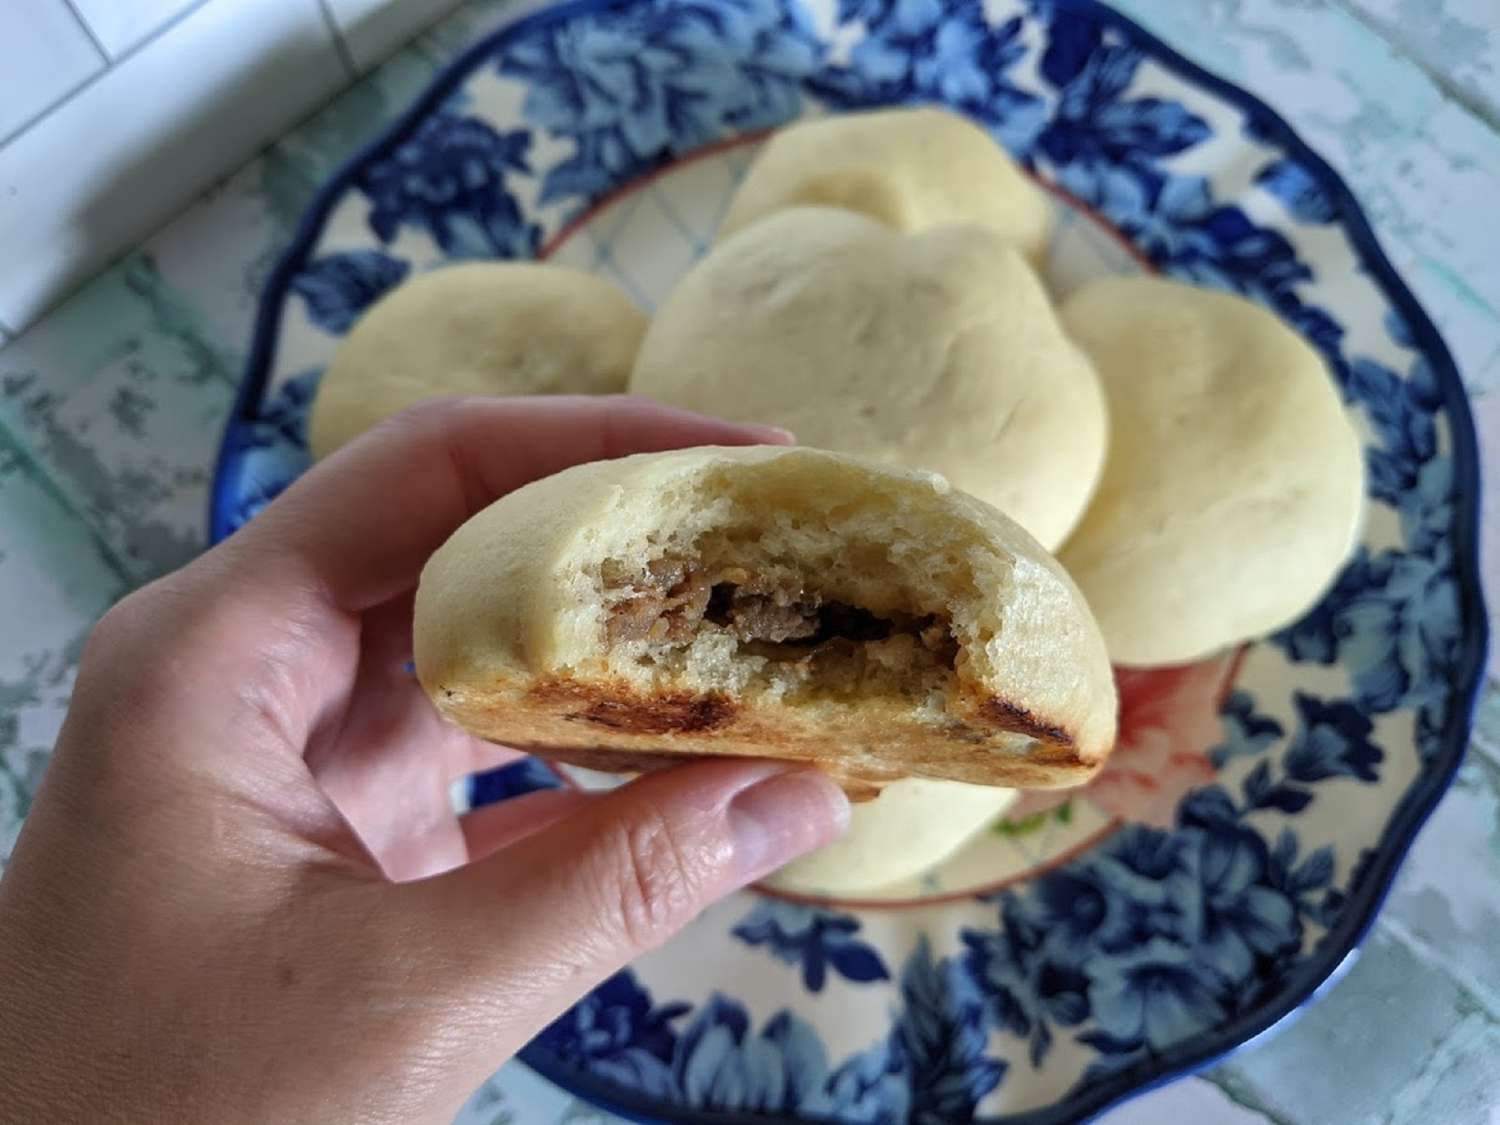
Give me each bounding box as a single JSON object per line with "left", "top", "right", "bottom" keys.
{"left": 311, "top": 106, "right": 1365, "bottom": 895}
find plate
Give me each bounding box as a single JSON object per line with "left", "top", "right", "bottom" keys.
{"left": 209, "top": 0, "right": 1487, "bottom": 1119}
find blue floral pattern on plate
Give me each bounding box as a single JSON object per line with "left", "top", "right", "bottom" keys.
{"left": 497, "top": 0, "right": 824, "bottom": 211}
{"left": 209, "top": 0, "right": 1486, "bottom": 1120}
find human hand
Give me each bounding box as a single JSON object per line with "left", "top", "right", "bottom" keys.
{"left": 0, "top": 397, "right": 850, "bottom": 1123}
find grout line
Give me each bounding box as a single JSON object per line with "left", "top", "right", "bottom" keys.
{"left": 1473, "top": 733, "right": 1500, "bottom": 770}
{"left": 1331, "top": 0, "right": 1500, "bottom": 133}
{"left": 0, "top": 70, "right": 104, "bottom": 151}
{"left": 1472, "top": 341, "right": 1500, "bottom": 396}
{"left": 0, "top": 0, "right": 217, "bottom": 151}
{"left": 1200, "top": 1072, "right": 1296, "bottom": 1125}
{"left": 0, "top": 423, "right": 137, "bottom": 593}
{"left": 645, "top": 183, "right": 706, "bottom": 255}
{"left": 0, "top": 15, "right": 376, "bottom": 340}
{"left": 1383, "top": 1011, "right": 1495, "bottom": 1123}
{"left": 1467, "top": 682, "right": 1500, "bottom": 765}
{"left": 1376, "top": 913, "right": 1500, "bottom": 1020}
{"left": 59, "top": 0, "right": 112, "bottom": 63}
{"left": 314, "top": 0, "right": 360, "bottom": 77}
{"left": 78, "top": 0, "right": 218, "bottom": 70}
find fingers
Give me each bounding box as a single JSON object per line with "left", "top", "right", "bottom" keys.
{"left": 444, "top": 741, "right": 526, "bottom": 784}
{"left": 402, "top": 759, "right": 848, "bottom": 1067}
{"left": 459, "top": 788, "right": 594, "bottom": 862}
{"left": 121, "top": 396, "right": 787, "bottom": 787}
{"left": 301, "top": 587, "right": 531, "bottom": 878}
{"left": 459, "top": 759, "right": 849, "bottom": 930}
{"left": 347, "top": 594, "right": 523, "bottom": 780}
{"left": 224, "top": 396, "right": 793, "bottom": 613}
{"left": 305, "top": 589, "right": 520, "bottom": 779}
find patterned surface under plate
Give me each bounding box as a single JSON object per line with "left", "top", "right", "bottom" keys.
{"left": 210, "top": 0, "right": 1487, "bottom": 1120}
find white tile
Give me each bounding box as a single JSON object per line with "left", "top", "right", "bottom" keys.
{"left": 605, "top": 190, "right": 703, "bottom": 313}
{"left": 0, "top": 254, "right": 244, "bottom": 580}
{"left": 1379, "top": 751, "right": 1500, "bottom": 1015}
{"left": 0, "top": 0, "right": 104, "bottom": 142}
{"left": 454, "top": 1063, "right": 574, "bottom": 1125}
{"left": 69, "top": 0, "right": 201, "bottom": 58}
{"left": 0, "top": 0, "right": 346, "bottom": 332}
{"left": 416, "top": 0, "right": 553, "bottom": 60}
{"left": 1474, "top": 395, "right": 1500, "bottom": 681}
{"left": 1342, "top": 0, "right": 1500, "bottom": 124}
{"left": 0, "top": 431, "right": 127, "bottom": 862}
{"left": 324, "top": 0, "right": 465, "bottom": 72}
{"left": 1369, "top": 101, "right": 1500, "bottom": 394}
{"left": 1096, "top": 1077, "right": 1273, "bottom": 1124}
{"left": 140, "top": 158, "right": 301, "bottom": 350}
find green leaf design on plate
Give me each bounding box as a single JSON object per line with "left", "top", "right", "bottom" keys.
{"left": 992, "top": 801, "right": 1073, "bottom": 837}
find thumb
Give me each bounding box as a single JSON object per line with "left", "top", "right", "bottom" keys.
{"left": 399, "top": 759, "right": 848, "bottom": 1081}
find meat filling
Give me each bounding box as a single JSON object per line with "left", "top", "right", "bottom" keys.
{"left": 603, "top": 560, "right": 958, "bottom": 668}
{"left": 602, "top": 559, "right": 713, "bottom": 646}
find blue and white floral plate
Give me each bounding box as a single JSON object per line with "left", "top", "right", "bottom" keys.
{"left": 210, "top": 0, "right": 1487, "bottom": 1119}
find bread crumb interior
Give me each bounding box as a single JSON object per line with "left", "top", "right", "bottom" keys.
{"left": 601, "top": 552, "right": 959, "bottom": 702}
{"left": 581, "top": 467, "right": 1006, "bottom": 708}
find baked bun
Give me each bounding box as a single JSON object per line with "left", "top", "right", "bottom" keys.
{"left": 414, "top": 446, "right": 1117, "bottom": 798}
{"left": 629, "top": 208, "right": 1108, "bottom": 550}
{"left": 309, "top": 263, "right": 646, "bottom": 457}
{"left": 1058, "top": 277, "right": 1365, "bottom": 666}
{"left": 718, "top": 107, "right": 1052, "bottom": 262}
{"left": 767, "top": 778, "right": 1018, "bottom": 895}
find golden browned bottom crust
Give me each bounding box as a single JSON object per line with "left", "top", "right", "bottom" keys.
{"left": 436, "top": 674, "right": 1102, "bottom": 800}
{"left": 508, "top": 742, "right": 885, "bottom": 802}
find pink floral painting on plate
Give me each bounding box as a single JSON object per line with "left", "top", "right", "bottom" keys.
{"left": 1009, "top": 649, "right": 1245, "bottom": 828}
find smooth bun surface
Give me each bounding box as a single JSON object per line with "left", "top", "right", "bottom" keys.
{"left": 629, "top": 208, "right": 1108, "bottom": 549}
{"left": 766, "top": 777, "right": 1018, "bottom": 894}
{"left": 719, "top": 107, "right": 1052, "bottom": 262}
{"left": 310, "top": 263, "right": 646, "bottom": 457}
{"left": 1058, "top": 276, "right": 1365, "bottom": 666}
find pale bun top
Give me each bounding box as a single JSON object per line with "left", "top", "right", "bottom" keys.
{"left": 1058, "top": 276, "right": 1365, "bottom": 666}
{"left": 718, "top": 106, "right": 1052, "bottom": 263}
{"left": 309, "top": 262, "right": 646, "bottom": 457}
{"left": 630, "top": 207, "right": 1108, "bottom": 550}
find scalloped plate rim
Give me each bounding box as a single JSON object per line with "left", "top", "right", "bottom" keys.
{"left": 206, "top": 0, "right": 1490, "bottom": 1121}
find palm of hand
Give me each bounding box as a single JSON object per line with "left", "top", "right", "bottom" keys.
{"left": 0, "top": 397, "right": 846, "bottom": 1124}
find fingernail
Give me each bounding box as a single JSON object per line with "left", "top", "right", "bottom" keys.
{"left": 727, "top": 770, "right": 850, "bottom": 880}
{"left": 739, "top": 423, "right": 796, "bottom": 445}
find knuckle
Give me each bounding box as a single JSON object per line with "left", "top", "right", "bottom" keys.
{"left": 78, "top": 570, "right": 238, "bottom": 716}
{"left": 84, "top": 584, "right": 157, "bottom": 657}
{"left": 81, "top": 581, "right": 187, "bottom": 690}
{"left": 348, "top": 398, "right": 480, "bottom": 475}
{"left": 64, "top": 582, "right": 196, "bottom": 779}
{"left": 85, "top": 574, "right": 202, "bottom": 667}
{"left": 377, "top": 396, "right": 468, "bottom": 441}
{"left": 601, "top": 801, "right": 703, "bottom": 951}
